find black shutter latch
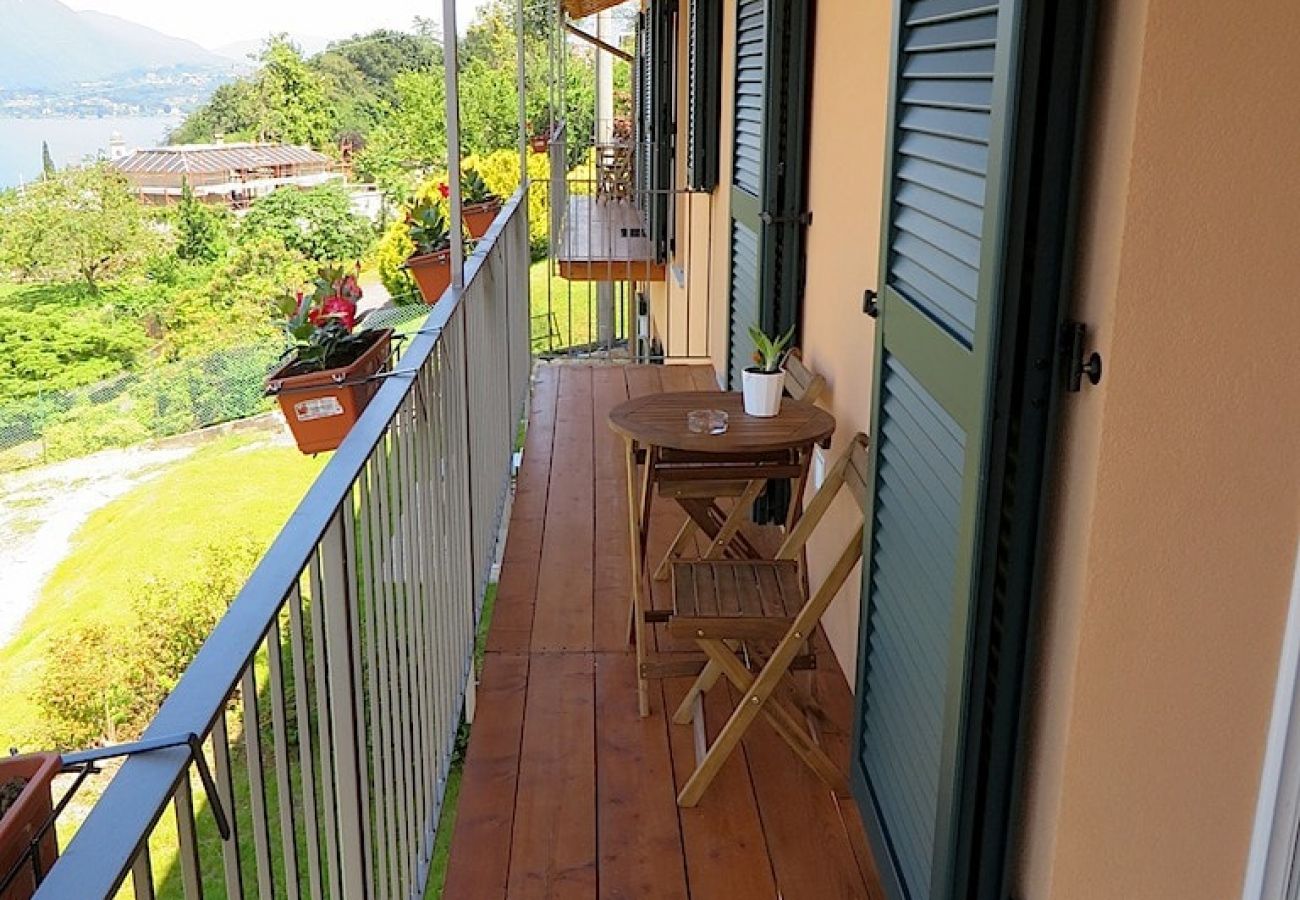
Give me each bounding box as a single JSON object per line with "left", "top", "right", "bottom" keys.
{"left": 1063, "top": 321, "right": 1102, "bottom": 391}
{"left": 759, "top": 210, "right": 813, "bottom": 226}
{"left": 863, "top": 289, "right": 880, "bottom": 318}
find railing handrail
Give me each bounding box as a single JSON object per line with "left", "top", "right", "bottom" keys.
{"left": 34, "top": 187, "right": 530, "bottom": 899}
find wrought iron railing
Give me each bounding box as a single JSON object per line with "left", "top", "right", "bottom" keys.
{"left": 29, "top": 190, "right": 532, "bottom": 900}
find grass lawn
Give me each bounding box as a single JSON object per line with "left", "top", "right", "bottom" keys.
{"left": 0, "top": 435, "right": 326, "bottom": 749}
{"left": 529, "top": 259, "right": 631, "bottom": 354}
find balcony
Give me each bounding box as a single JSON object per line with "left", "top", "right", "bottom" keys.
{"left": 442, "top": 362, "right": 879, "bottom": 899}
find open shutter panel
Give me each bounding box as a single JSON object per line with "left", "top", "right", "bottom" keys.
{"left": 686, "top": 0, "right": 722, "bottom": 191}
{"left": 852, "top": 2, "right": 1024, "bottom": 899}
{"left": 727, "top": 0, "right": 768, "bottom": 387}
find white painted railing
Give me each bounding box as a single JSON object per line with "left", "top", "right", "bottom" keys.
{"left": 30, "top": 190, "right": 532, "bottom": 900}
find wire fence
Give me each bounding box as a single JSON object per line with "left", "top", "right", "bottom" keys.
{"left": 0, "top": 303, "right": 434, "bottom": 471}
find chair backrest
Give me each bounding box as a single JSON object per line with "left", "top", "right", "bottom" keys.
{"left": 768, "top": 433, "right": 872, "bottom": 634}
{"left": 783, "top": 349, "right": 827, "bottom": 405}
{"left": 776, "top": 432, "right": 871, "bottom": 575}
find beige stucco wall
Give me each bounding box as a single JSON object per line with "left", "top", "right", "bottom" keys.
{"left": 1016, "top": 0, "right": 1300, "bottom": 897}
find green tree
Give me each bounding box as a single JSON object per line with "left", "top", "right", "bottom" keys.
{"left": 175, "top": 178, "right": 227, "bottom": 263}
{"left": 239, "top": 183, "right": 373, "bottom": 263}
{"left": 170, "top": 79, "right": 259, "bottom": 143}
{"left": 41, "top": 141, "right": 55, "bottom": 177}
{"left": 355, "top": 70, "right": 448, "bottom": 200}
{"left": 254, "top": 36, "right": 336, "bottom": 146}
{"left": 0, "top": 164, "right": 161, "bottom": 292}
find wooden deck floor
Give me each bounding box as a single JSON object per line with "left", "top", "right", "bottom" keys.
{"left": 443, "top": 363, "right": 881, "bottom": 900}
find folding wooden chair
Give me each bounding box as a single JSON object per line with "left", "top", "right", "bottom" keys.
{"left": 666, "top": 432, "right": 869, "bottom": 807}
{"left": 651, "top": 350, "right": 827, "bottom": 581}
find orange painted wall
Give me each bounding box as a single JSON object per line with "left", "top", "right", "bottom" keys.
{"left": 1015, "top": 0, "right": 1300, "bottom": 896}
{"left": 794, "top": 0, "right": 892, "bottom": 675}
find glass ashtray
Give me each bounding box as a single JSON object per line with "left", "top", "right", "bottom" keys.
{"left": 687, "top": 409, "right": 729, "bottom": 435}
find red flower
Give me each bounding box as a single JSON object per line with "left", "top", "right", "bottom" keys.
{"left": 437, "top": 182, "right": 450, "bottom": 200}
{"left": 315, "top": 295, "right": 358, "bottom": 331}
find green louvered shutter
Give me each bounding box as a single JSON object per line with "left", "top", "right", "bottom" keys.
{"left": 726, "top": 0, "right": 811, "bottom": 389}
{"left": 851, "top": 1, "right": 1031, "bottom": 898}
{"left": 687, "top": 0, "right": 722, "bottom": 191}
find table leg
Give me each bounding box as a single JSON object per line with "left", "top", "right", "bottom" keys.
{"left": 623, "top": 436, "right": 650, "bottom": 718}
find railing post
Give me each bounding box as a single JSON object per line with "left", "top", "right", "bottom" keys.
{"left": 322, "top": 508, "right": 369, "bottom": 898}
{"left": 443, "top": 0, "right": 464, "bottom": 289}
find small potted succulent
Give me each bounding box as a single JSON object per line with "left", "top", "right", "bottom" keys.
{"left": 0, "top": 752, "right": 60, "bottom": 899}
{"left": 404, "top": 192, "right": 454, "bottom": 305}
{"left": 461, "top": 168, "right": 502, "bottom": 239}
{"left": 265, "top": 264, "right": 393, "bottom": 455}
{"left": 743, "top": 323, "right": 795, "bottom": 417}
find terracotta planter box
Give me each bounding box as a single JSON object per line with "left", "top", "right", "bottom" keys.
{"left": 0, "top": 753, "right": 59, "bottom": 900}
{"left": 464, "top": 199, "right": 503, "bottom": 240}
{"left": 266, "top": 329, "right": 393, "bottom": 455}
{"left": 407, "top": 249, "right": 453, "bottom": 306}
{"left": 530, "top": 135, "right": 549, "bottom": 154}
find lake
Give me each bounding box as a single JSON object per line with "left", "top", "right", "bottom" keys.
{"left": 0, "top": 114, "right": 183, "bottom": 189}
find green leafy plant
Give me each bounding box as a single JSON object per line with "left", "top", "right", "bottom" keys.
{"left": 273, "top": 263, "right": 375, "bottom": 372}
{"left": 462, "top": 167, "right": 497, "bottom": 205}
{"left": 748, "top": 323, "right": 796, "bottom": 373}
{"left": 406, "top": 196, "right": 453, "bottom": 256}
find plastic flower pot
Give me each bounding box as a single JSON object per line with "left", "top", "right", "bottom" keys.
{"left": 742, "top": 368, "right": 786, "bottom": 418}
{"left": 463, "top": 198, "right": 503, "bottom": 240}
{"left": 0, "top": 753, "right": 60, "bottom": 900}
{"left": 407, "top": 249, "right": 453, "bottom": 305}
{"left": 266, "top": 329, "right": 393, "bottom": 455}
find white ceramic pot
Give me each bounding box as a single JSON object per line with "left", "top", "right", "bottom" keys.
{"left": 742, "top": 368, "right": 786, "bottom": 417}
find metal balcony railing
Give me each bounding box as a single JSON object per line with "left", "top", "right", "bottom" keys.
{"left": 30, "top": 190, "right": 533, "bottom": 900}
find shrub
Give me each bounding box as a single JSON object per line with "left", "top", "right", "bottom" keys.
{"left": 40, "top": 399, "right": 152, "bottom": 462}
{"left": 239, "top": 184, "right": 374, "bottom": 263}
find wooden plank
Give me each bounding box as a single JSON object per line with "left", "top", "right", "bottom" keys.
{"left": 506, "top": 653, "right": 598, "bottom": 900}
{"left": 688, "top": 363, "right": 722, "bottom": 392}
{"left": 664, "top": 677, "right": 780, "bottom": 899}
{"left": 592, "top": 368, "right": 633, "bottom": 652}
{"left": 512, "top": 365, "right": 559, "bottom": 522}
{"left": 442, "top": 653, "right": 530, "bottom": 900}
{"left": 531, "top": 366, "right": 596, "bottom": 652}
{"left": 594, "top": 653, "right": 689, "bottom": 899}
{"left": 740, "top": 680, "right": 871, "bottom": 899}
{"left": 486, "top": 515, "right": 545, "bottom": 654}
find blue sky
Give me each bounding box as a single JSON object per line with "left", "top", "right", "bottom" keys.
{"left": 64, "top": 0, "right": 493, "bottom": 50}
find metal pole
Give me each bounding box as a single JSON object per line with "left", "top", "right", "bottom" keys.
{"left": 443, "top": 0, "right": 465, "bottom": 289}
{"left": 517, "top": 0, "right": 529, "bottom": 187}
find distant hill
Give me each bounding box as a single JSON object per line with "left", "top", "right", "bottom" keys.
{"left": 0, "top": 0, "right": 230, "bottom": 90}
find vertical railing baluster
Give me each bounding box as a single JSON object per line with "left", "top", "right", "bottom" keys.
{"left": 210, "top": 712, "right": 244, "bottom": 900}
{"left": 391, "top": 401, "right": 419, "bottom": 886}
{"left": 241, "top": 662, "right": 274, "bottom": 898}
{"left": 173, "top": 773, "right": 204, "bottom": 899}
{"left": 359, "top": 459, "right": 391, "bottom": 900}
{"left": 409, "top": 375, "right": 438, "bottom": 854}
{"left": 130, "top": 843, "right": 154, "bottom": 900}
{"left": 308, "top": 554, "right": 342, "bottom": 900}
{"left": 289, "top": 582, "right": 325, "bottom": 900}
{"left": 321, "top": 510, "right": 367, "bottom": 898}
{"left": 374, "top": 435, "right": 406, "bottom": 894}
{"left": 266, "top": 615, "right": 301, "bottom": 899}
{"left": 341, "top": 486, "right": 375, "bottom": 895}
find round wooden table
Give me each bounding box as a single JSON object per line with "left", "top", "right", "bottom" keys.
{"left": 607, "top": 390, "right": 836, "bottom": 716}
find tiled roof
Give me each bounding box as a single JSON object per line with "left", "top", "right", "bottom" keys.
{"left": 113, "top": 143, "right": 332, "bottom": 176}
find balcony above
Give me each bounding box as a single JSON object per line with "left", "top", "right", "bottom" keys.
{"left": 555, "top": 196, "right": 667, "bottom": 283}
{"left": 442, "top": 362, "right": 880, "bottom": 899}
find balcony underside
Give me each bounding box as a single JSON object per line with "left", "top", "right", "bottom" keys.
{"left": 444, "top": 362, "right": 881, "bottom": 899}
{"left": 556, "top": 196, "right": 667, "bottom": 283}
